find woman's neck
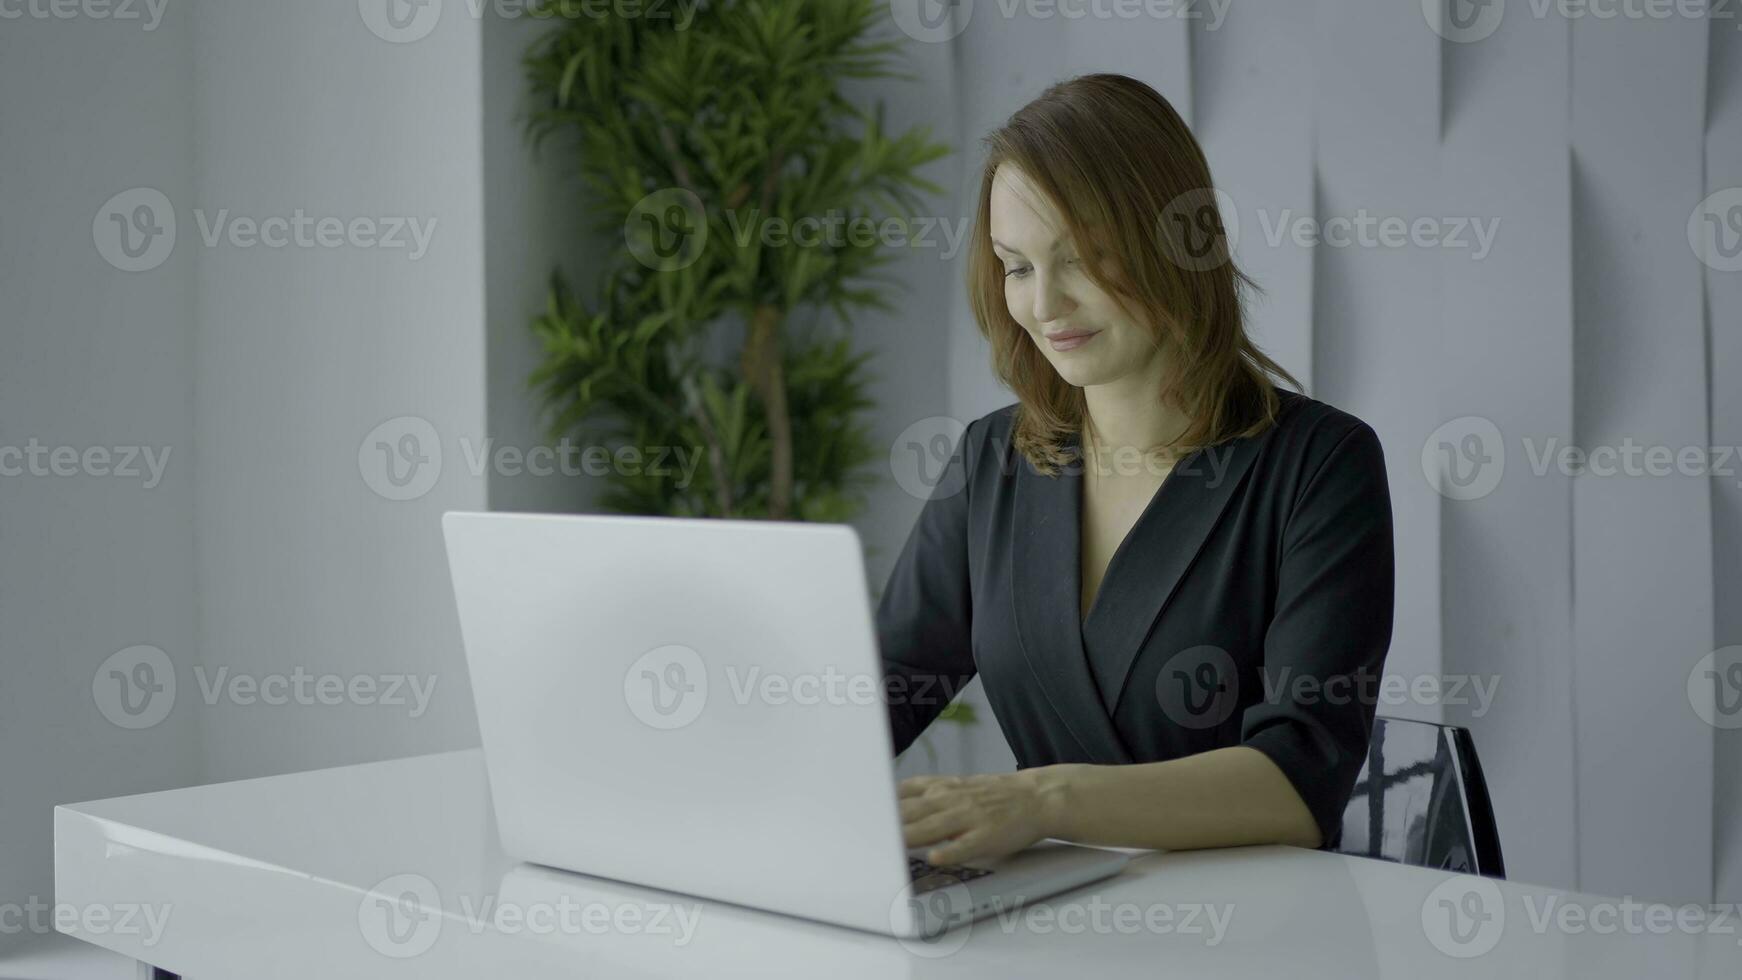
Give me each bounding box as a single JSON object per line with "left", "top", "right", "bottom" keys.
{"left": 1080, "top": 375, "right": 1192, "bottom": 465}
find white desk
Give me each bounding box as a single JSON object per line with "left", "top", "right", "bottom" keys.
{"left": 55, "top": 750, "right": 1733, "bottom": 978}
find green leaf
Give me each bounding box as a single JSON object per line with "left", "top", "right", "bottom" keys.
{"left": 556, "top": 50, "right": 583, "bottom": 107}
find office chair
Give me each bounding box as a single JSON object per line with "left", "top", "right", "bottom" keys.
{"left": 1332, "top": 716, "right": 1505, "bottom": 878}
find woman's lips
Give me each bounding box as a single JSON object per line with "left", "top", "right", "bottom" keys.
{"left": 1046, "top": 329, "right": 1100, "bottom": 352}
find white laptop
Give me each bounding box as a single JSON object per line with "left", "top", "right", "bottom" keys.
{"left": 441, "top": 510, "right": 1131, "bottom": 939}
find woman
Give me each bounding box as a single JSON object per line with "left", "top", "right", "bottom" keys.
{"left": 879, "top": 73, "right": 1395, "bottom": 868}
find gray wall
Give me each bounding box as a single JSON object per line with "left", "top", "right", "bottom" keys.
{"left": 0, "top": 3, "right": 201, "bottom": 955}
{"left": 189, "top": 0, "right": 488, "bottom": 783}
{"left": 1708, "top": 15, "right": 1742, "bottom": 911}
{"left": 188, "top": 0, "right": 491, "bottom": 783}
{"left": 1567, "top": 5, "right": 1713, "bottom": 907}
{"left": 0, "top": 0, "right": 489, "bottom": 948}
{"left": 1434, "top": 2, "right": 1579, "bottom": 902}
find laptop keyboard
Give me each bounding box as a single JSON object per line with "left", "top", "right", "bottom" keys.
{"left": 908, "top": 856, "right": 994, "bottom": 893}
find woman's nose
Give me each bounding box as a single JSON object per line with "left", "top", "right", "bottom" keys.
{"left": 1031, "top": 270, "right": 1076, "bottom": 325}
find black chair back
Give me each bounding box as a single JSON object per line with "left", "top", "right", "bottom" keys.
{"left": 1333, "top": 716, "right": 1505, "bottom": 878}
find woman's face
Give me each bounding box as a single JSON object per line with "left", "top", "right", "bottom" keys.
{"left": 988, "top": 164, "right": 1158, "bottom": 389}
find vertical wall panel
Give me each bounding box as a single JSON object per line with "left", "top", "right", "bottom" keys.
{"left": 1436, "top": 10, "right": 1578, "bottom": 892}
{"left": 1191, "top": 1, "right": 1315, "bottom": 390}
{"left": 1705, "top": 15, "right": 1742, "bottom": 907}
{"left": 192, "top": 0, "right": 489, "bottom": 780}
{"left": 1311, "top": 1, "right": 1443, "bottom": 719}
{"left": 0, "top": 4, "right": 203, "bottom": 939}
{"left": 1570, "top": 12, "right": 1713, "bottom": 903}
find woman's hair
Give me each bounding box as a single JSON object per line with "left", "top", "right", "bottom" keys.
{"left": 966, "top": 72, "right": 1303, "bottom": 475}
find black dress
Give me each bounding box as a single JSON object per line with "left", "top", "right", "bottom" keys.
{"left": 876, "top": 388, "right": 1395, "bottom": 847}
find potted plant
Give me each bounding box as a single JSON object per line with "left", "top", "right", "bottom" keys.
{"left": 521, "top": 0, "right": 950, "bottom": 522}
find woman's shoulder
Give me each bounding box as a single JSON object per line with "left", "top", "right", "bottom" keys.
{"left": 1267, "top": 388, "right": 1383, "bottom": 464}
{"left": 978, "top": 401, "right": 1023, "bottom": 437}
{"left": 963, "top": 402, "right": 1023, "bottom": 468}
{"left": 1263, "top": 391, "right": 1390, "bottom": 516}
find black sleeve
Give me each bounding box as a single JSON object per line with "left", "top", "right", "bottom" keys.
{"left": 1240, "top": 420, "right": 1394, "bottom": 848}
{"left": 875, "top": 417, "right": 981, "bottom": 757}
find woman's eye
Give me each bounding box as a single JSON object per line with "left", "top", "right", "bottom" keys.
{"left": 1004, "top": 265, "right": 1031, "bottom": 280}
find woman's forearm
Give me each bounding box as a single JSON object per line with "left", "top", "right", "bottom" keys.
{"left": 1026, "top": 746, "right": 1323, "bottom": 852}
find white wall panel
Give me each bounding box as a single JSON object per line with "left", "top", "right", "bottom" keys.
{"left": 191, "top": 0, "right": 488, "bottom": 781}
{"left": 1311, "top": 0, "right": 1444, "bottom": 722}
{"left": 1570, "top": 9, "right": 1713, "bottom": 903}
{"left": 1435, "top": 8, "right": 1578, "bottom": 892}
{"left": 0, "top": 4, "right": 202, "bottom": 946}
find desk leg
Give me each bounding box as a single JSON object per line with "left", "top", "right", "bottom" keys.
{"left": 135, "top": 963, "right": 179, "bottom": 980}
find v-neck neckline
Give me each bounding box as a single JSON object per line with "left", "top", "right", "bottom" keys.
{"left": 1071, "top": 433, "right": 1190, "bottom": 632}
{"left": 1007, "top": 410, "right": 1270, "bottom": 741}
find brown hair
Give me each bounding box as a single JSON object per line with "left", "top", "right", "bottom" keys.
{"left": 966, "top": 72, "right": 1302, "bottom": 475}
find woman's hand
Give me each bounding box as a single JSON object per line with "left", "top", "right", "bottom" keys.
{"left": 897, "top": 768, "right": 1070, "bottom": 866}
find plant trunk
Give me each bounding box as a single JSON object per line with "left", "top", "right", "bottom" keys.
{"left": 740, "top": 303, "right": 793, "bottom": 519}
{"left": 682, "top": 383, "right": 735, "bottom": 517}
